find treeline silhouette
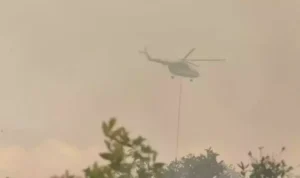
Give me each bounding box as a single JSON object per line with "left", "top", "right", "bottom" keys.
{"left": 26, "top": 118, "right": 297, "bottom": 178}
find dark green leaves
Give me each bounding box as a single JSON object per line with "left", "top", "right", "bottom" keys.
{"left": 104, "top": 140, "right": 112, "bottom": 151}
{"left": 110, "top": 127, "right": 123, "bottom": 140}
{"left": 238, "top": 146, "right": 293, "bottom": 178}
{"left": 84, "top": 162, "right": 111, "bottom": 178}
{"left": 153, "top": 163, "right": 165, "bottom": 169}
{"left": 152, "top": 151, "right": 158, "bottom": 162}
{"left": 85, "top": 117, "right": 165, "bottom": 178}
{"left": 141, "top": 145, "right": 152, "bottom": 154}
{"left": 118, "top": 163, "right": 132, "bottom": 173}
{"left": 108, "top": 117, "right": 117, "bottom": 130}
{"left": 102, "top": 122, "right": 110, "bottom": 137}
{"left": 164, "top": 148, "right": 227, "bottom": 178}
{"left": 99, "top": 153, "right": 114, "bottom": 161}
{"left": 132, "top": 136, "right": 146, "bottom": 146}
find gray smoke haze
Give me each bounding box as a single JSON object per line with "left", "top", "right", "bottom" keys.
{"left": 0, "top": 0, "right": 300, "bottom": 177}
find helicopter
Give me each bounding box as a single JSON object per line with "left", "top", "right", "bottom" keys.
{"left": 139, "top": 47, "right": 225, "bottom": 81}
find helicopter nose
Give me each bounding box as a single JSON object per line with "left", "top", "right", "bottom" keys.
{"left": 193, "top": 71, "right": 199, "bottom": 77}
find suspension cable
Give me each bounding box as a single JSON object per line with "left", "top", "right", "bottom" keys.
{"left": 175, "top": 78, "right": 182, "bottom": 161}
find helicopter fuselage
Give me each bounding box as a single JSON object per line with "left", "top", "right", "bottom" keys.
{"left": 139, "top": 47, "right": 224, "bottom": 81}
{"left": 167, "top": 62, "right": 199, "bottom": 78}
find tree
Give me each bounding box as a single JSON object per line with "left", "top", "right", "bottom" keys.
{"left": 163, "top": 147, "right": 232, "bottom": 178}
{"left": 221, "top": 165, "right": 243, "bottom": 178}
{"left": 237, "top": 147, "right": 293, "bottom": 178}
{"left": 50, "top": 169, "right": 82, "bottom": 178}
{"left": 48, "top": 118, "right": 297, "bottom": 178}
{"left": 83, "top": 117, "right": 165, "bottom": 178}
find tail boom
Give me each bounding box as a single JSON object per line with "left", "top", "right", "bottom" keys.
{"left": 139, "top": 47, "right": 169, "bottom": 65}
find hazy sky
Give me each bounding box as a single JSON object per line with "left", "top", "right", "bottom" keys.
{"left": 1, "top": 0, "right": 300, "bottom": 177}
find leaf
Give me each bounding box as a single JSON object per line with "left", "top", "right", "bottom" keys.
{"left": 287, "top": 166, "right": 293, "bottom": 172}
{"left": 105, "top": 169, "right": 113, "bottom": 178}
{"left": 133, "top": 152, "right": 143, "bottom": 160}
{"left": 137, "top": 167, "right": 151, "bottom": 178}
{"left": 110, "top": 162, "right": 121, "bottom": 171}
{"left": 99, "top": 152, "right": 114, "bottom": 161}
{"left": 153, "top": 162, "right": 165, "bottom": 169}
{"left": 113, "top": 142, "right": 124, "bottom": 154}
{"left": 108, "top": 118, "right": 117, "bottom": 130}
{"left": 92, "top": 162, "right": 99, "bottom": 170}
{"left": 245, "top": 164, "right": 249, "bottom": 169}
{"left": 119, "top": 163, "right": 132, "bottom": 173}
{"left": 120, "top": 133, "right": 130, "bottom": 143}
{"left": 102, "top": 122, "right": 109, "bottom": 136}
{"left": 240, "top": 171, "right": 246, "bottom": 176}
{"left": 152, "top": 151, "right": 158, "bottom": 162}
{"left": 104, "top": 140, "right": 112, "bottom": 151}
{"left": 120, "top": 140, "right": 133, "bottom": 148}
{"left": 237, "top": 162, "right": 244, "bottom": 169}
{"left": 132, "top": 136, "right": 146, "bottom": 146}
{"left": 141, "top": 145, "right": 152, "bottom": 154}
{"left": 141, "top": 156, "right": 151, "bottom": 162}
{"left": 111, "top": 128, "right": 123, "bottom": 139}
{"left": 83, "top": 167, "right": 91, "bottom": 176}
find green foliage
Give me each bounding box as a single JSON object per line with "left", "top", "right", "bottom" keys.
{"left": 163, "top": 147, "right": 230, "bottom": 178}
{"left": 48, "top": 118, "right": 296, "bottom": 178}
{"left": 238, "top": 147, "right": 293, "bottom": 178}
{"left": 83, "top": 162, "right": 114, "bottom": 178}
{"left": 50, "top": 170, "right": 80, "bottom": 178}
{"left": 84, "top": 117, "right": 165, "bottom": 178}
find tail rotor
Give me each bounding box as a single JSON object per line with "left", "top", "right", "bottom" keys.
{"left": 138, "top": 47, "right": 148, "bottom": 55}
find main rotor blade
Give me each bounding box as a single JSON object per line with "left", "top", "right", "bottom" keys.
{"left": 182, "top": 48, "right": 196, "bottom": 61}
{"left": 189, "top": 59, "right": 226, "bottom": 61}
{"left": 187, "top": 61, "right": 199, "bottom": 67}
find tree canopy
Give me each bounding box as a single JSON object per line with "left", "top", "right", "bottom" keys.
{"left": 163, "top": 147, "right": 230, "bottom": 178}
{"left": 238, "top": 147, "right": 293, "bottom": 178}
{"left": 49, "top": 118, "right": 295, "bottom": 178}
{"left": 83, "top": 117, "right": 165, "bottom": 178}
